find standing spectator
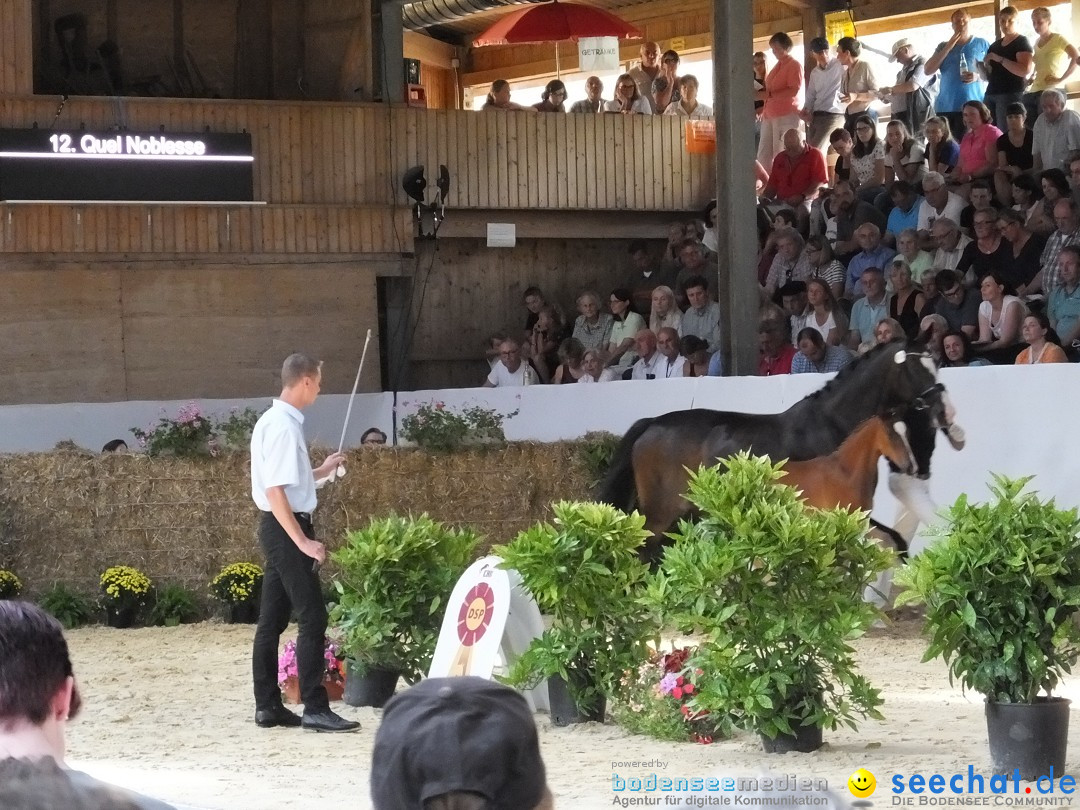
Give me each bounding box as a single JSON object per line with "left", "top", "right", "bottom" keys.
{"left": 882, "top": 38, "right": 938, "bottom": 138}
{"left": 995, "top": 208, "right": 1045, "bottom": 295}
{"left": 761, "top": 128, "right": 828, "bottom": 233}
{"left": 1015, "top": 312, "right": 1068, "bottom": 364}
{"left": 484, "top": 339, "right": 538, "bottom": 387}
{"left": 756, "top": 32, "right": 804, "bottom": 168}
{"left": 569, "top": 76, "right": 606, "bottom": 113}
{"left": 949, "top": 101, "right": 1001, "bottom": 188}
{"left": 532, "top": 80, "right": 567, "bottom": 112}
{"left": 663, "top": 75, "right": 712, "bottom": 120}
{"left": 1048, "top": 244, "right": 1080, "bottom": 355}
{"left": 850, "top": 115, "right": 887, "bottom": 204}
{"left": 924, "top": 9, "right": 990, "bottom": 139}
{"left": 629, "top": 42, "right": 662, "bottom": 113}
{"left": 994, "top": 102, "right": 1034, "bottom": 205}
{"left": 924, "top": 116, "right": 961, "bottom": 177}
{"left": 885, "top": 181, "right": 924, "bottom": 246}
{"left": 605, "top": 73, "right": 651, "bottom": 114}
{"left": 1032, "top": 89, "right": 1080, "bottom": 172}
{"left": 606, "top": 288, "right": 646, "bottom": 375}
{"left": 483, "top": 79, "right": 529, "bottom": 111}
{"left": 838, "top": 37, "right": 879, "bottom": 133}
{"left": 681, "top": 275, "right": 722, "bottom": 354}
{"left": 1025, "top": 7, "right": 1078, "bottom": 125}
{"left": 571, "top": 290, "right": 614, "bottom": 353}
{"left": 792, "top": 327, "right": 853, "bottom": 373}
{"left": 848, "top": 268, "right": 890, "bottom": 348}
{"left": 630, "top": 329, "right": 662, "bottom": 379}
{"left": 758, "top": 320, "right": 797, "bottom": 375}
{"left": 846, "top": 223, "right": 896, "bottom": 298}
{"left": 802, "top": 37, "right": 846, "bottom": 152}
{"left": 979, "top": 6, "right": 1033, "bottom": 128}
{"left": 753, "top": 51, "right": 768, "bottom": 146}
{"left": 652, "top": 50, "right": 682, "bottom": 113}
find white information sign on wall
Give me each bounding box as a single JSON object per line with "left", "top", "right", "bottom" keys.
{"left": 578, "top": 37, "right": 620, "bottom": 72}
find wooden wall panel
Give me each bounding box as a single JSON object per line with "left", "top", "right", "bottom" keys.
{"left": 1, "top": 0, "right": 33, "bottom": 94}
{"left": 0, "top": 98, "right": 715, "bottom": 211}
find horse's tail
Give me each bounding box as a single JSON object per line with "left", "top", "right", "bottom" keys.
{"left": 596, "top": 416, "right": 655, "bottom": 511}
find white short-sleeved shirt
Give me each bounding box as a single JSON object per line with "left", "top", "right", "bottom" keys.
{"left": 486, "top": 362, "right": 530, "bottom": 387}
{"left": 250, "top": 399, "right": 316, "bottom": 513}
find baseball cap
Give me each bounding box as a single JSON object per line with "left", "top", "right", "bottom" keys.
{"left": 371, "top": 677, "right": 547, "bottom": 810}
{"left": 809, "top": 37, "right": 830, "bottom": 53}
{"left": 890, "top": 38, "right": 912, "bottom": 61}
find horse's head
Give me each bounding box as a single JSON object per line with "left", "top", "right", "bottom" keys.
{"left": 881, "top": 417, "right": 917, "bottom": 476}
{"left": 890, "top": 348, "right": 956, "bottom": 432}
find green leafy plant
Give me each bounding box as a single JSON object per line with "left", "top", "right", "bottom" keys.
{"left": 895, "top": 474, "right": 1080, "bottom": 704}
{"left": 99, "top": 565, "right": 153, "bottom": 612}
{"left": 0, "top": 569, "right": 22, "bottom": 599}
{"left": 216, "top": 407, "right": 263, "bottom": 451}
{"left": 329, "top": 514, "right": 480, "bottom": 683}
{"left": 209, "top": 562, "right": 263, "bottom": 605}
{"left": 38, "top": 584, "right": 96, "bottom": 629}
{"left": 650, "top": 454, "right": 892, "bottom": 741}
{"left": 493, "top": 501, "right": 658, "bottom": 715}
{"left": 578, "top": 431, "right": 622, "bottom": 489}
{"left": 398, "top": 400, "right": 518, "bottom": 452}
{"left": 149, "top": 584, "right": 201, "bottom": 626}
{"left": 133, "top": 402, "right": 215, "bottom": 457}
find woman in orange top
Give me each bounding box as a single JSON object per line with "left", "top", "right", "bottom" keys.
{"left": 756, "top": 32, "right": 804, "bottom": 168}
{"left": 1015, "top": 312, "right": 1068, "bottom": 364}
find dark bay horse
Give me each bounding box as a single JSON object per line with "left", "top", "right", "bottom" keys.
{"left": 598, "top": 343, "right": 955, "bottom": 563}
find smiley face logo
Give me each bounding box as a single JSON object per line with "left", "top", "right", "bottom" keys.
{"left": 848, "top": 768, "right": 876, "bottom": 798}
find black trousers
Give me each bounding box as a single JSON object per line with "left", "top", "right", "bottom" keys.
{"left": 252, "top": 511, "right": 328, "bottom": 713}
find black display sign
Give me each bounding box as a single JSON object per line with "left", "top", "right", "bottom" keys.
{"left": 0, "top": 129, "right": 255, "bottom": 202}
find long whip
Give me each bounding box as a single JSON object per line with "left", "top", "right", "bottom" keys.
{"left": 332, "top": 328, "right": 373, "bottom": 478}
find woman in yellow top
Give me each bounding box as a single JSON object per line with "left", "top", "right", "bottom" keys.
{"left": 1023, "top": 7, "right": 1079, "bottom": 123}
{"left": 1015, "top": 312, "right": 1069, "bottom": 364}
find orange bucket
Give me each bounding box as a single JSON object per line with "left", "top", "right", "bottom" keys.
{"left": 685, "top": 120, "right": 716, "bottom": 154}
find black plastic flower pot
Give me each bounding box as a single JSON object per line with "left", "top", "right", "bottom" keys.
{"left": 985, "top": 697, "right": 1071, "bottom": 780}
{"left": 547, "top": 673, "right": 606, "bottom": 726}
{"left": 760, "top": 724, "right": 824, "bottom": 754}
{"left": 343, "top": 664, "right": 399, "bottom": 708}
{"left": 226, "top": 601, "right": 259, "bottom": 624}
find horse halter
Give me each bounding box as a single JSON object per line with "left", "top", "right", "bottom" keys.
{"left": 893, "top": 349, "right": 948, "bottom": 412}
{"left": 911, "top": 382, "right": 945, "bottom": 411}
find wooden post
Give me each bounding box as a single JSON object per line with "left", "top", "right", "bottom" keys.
{"left": 714, "top": 1, "right": 758, "bottom": 376}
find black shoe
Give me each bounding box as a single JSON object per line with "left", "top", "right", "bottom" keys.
{"left": 302, "top": 709, "right": 361, "bottom": 733}
{"left": 255, "top": 705, "right": 302, "bottom": 728}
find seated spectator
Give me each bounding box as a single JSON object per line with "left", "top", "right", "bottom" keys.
{"left": 846, "top": 222, "right": 896, "bottom": 298}
{"left": 849, "top": 114, "right": 887, "bottom": 204}
{"left": 1048, "top": 245, "right": 1080, "bottom": 356}
{"left": 1016, "top": 312, "right": 1068, "bottom": 364}
{"left": 1011, "top": 173, "right": 1052, "bottom": 236}
{"left": 360, "top": 428, "right": 387, "bottom": 447}
{"left": 680, "top": 335, "right": 711, "bottom": 377}
{"left": 483, "top": 79, "right": 530, "bottom": 111}
{"left": 792, "top": 327, "right": 854, "bottom": 373}
{"left": 101, "top": 439, "right": 127, "bottom": 453}
{"left": 660, "top": 222, "right": 687, "bottom": 274}
{"left": 930, "top": 217, "right": 971, "bottom": 272}
{"left": 889, "top": 260, "right": 927, "bottom": 339}
{"left": 484, "top": 339, "right": 538, "bottom": 387}
{"left": 758, "top": 320, "right": 797, "bottom": 375}
{"left": 764, "top": 229, "right": 812, "bottom": 298}
{"left": 884, "top": 181, "right": 923, "bottom": 246}
{"left": 625, "top": 240, "right": 676, "bottom": 316}
{"left": 805, "top": 235, "right": 847, "bottom": 300}
{"left": 648, "top": 285, "right": 682, "bottom": 334}
{"left": 994, "top": 102, "right": 1033, "bottom": 205}
{"left": 996, "top": 208, "right": 1045, "bottom": 295}
{"left": 551, "top": 338, "right": 587, "bottom": 384}
{"left": 972, "top": 272, "right": 1026, "bottom": 363}
{"left": 847, "top": 267, "right": 889, "bottom": 348}
{"left": 920, "top": 269, "right": 942, "bottom": 321}
{"left": 873, "top": 317, "right": 906, "bottom": 346}
{"left": 370, "top": 676, "right": 553, "bottom": 810}
{"left": 674, "top": 240, "right": 714, "bottom": 307}
{"left": 1031, "top": 196, "right": 1080, "bottom": 295}
{"left": 761, "top": 129, "right": 827, "bottom": 233}
{"left": 485, "top": 330, "right": 510, "bottom": 368}
{"left": 528, "top": 305, "right": 563, "bottom": 383}
{"left": 933, "top": 268, "right": 980, "bottom": 337}
{"left": 917, "top": 173, "right": 966, "bottom": 252}
{"left": 701, "top": 199, "right": 718, "bottom": 254}
{"left": 521, "top": 286, "right": 559, "bottom": 337}
{"left": 660, "top": 50, "right": 682, "bottom": 104}
{"left": 831, "top": 180, "right": 886, "bottom": 263}
{"left": 681, "top": 275, "right": 722, "bottom": 353}
{"left": 654, "top": 327, "right": 686, "bottom": 378}
{"left": 958, "top": 181, "right": 1001, "bottom": 233}
{"left": 957, "top": 207, "right": 1007, "bottom": 286}
{"left": 532, "top": 79, "right": 567, "bottom": 112}
{"left": 947, "top": 101, "right": 1001, "bottom": 189}
{"left": 569, "top": 76, "right": 606, "bottom": 113}
{"left": 0, "top": 601, "right": 177, "bottom": 809}
{"left": 664, "top": 75, "right": 713, "bottom": 119}
{"left": 804, "top": 277, "right": 849, "bottom": 346}
{"left": 579, "top": 348, "right": 617, "bottom": 383}
{"left": 605, "top": 73, "right": 651, "bottom": 114}
{"left": 917, "top": 313, "right": 950, "bottom": 363}
{"left": 1037, "top": 169, "right": 1072, "bottom": 238}
{"left": 606, "top": 288, "right": 646, "bottom": 374}
{"left": 1032, "top": 88, "right": 1080, "bottom": 173}
{"left": 941, "top": 329, "right": 991, "bottom": 367}
{"left": 571, "top": 290, "right": 614, "bottom": 353}
{"left": 924, "top": 116, "right": 960, "bottom": 177}
{"left": 0, "top": 756, "right": 148, "bottom": 810}
{"left": 883, "top": 120, "right": 926, "bottom": 189}
{"left": 895, "top": 227, "right": 935, "bottom": 283}
{"left": 779, "top": 281, "right": 811, "bottom": 341}
{"left": 630, "top": 329, "right": 662, "bottom": 379}
{"left": 651, "top": 75, "right": 674, "bottom": 114}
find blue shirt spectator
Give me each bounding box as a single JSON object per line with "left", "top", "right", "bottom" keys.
{"left": 848, "top": 268, "right": 891, "bottom": 346}
{"left": 931, "top": 29, "right": 989, "bottom": 114}
{"left": 792, "top": 327, "right": 854, "bottom": 373}
{"left": 846, "top": 226, "right": 896, "bottom": 297}
{"left": 886, "top": 192, "right": 923, "bottom": 242}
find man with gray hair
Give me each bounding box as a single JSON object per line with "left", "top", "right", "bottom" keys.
{"left": 1033, "top": 88, "right": 1080, "bottom": 172}
{"left": 917, "top": 172, "right": 965, "bottom": 248}
{"left": 930, "top": 217, "right": 971, "bottom": 272}
{"left": 569, "top": 76, "right": 606, "bottom": 113}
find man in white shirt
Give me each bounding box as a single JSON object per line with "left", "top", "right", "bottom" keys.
{"left": 628, "top": 42, "right": 662, "bottom": 113}
{"left": 917, "top": 172, "right": 966, "bottom": 248}
{"left": 800, "top": 37, "right": 845, "bottom": 152}
{"left": 881, "top": 38, "right": 938, "bottom": 138}
{"left": 630, "top": 329, "right": 663, "bottom": 379}
{"left": 655, "top": 327, "right": 687, "bottom": 378}
{"left": 484, "top": 339, "right": 536, "bottom": 386}
{"left": 250, "top": 353, "right": 359, "bottom": 733}
{"left": 1032, "top": 89, "right": 1080, "bottom": 172}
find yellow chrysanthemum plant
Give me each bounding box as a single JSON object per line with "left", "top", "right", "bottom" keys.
{"left": 209, "top": 562, "right": 264, "bottom": 606}
{"left": 0, "top": 569, "right": 23, "bottom": 600}
{"left": 99, "top": 566, "right": 153, "bottom": 612}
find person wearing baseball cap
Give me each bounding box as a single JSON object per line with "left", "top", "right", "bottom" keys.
{"left": 371, "top": 677, "right": 554, "bottom": 810}
{"left": 800, "top": 36, "right": 845, "bottom": 153}
{"left": 880, "top": 38, "right": 939, "bottom": 138}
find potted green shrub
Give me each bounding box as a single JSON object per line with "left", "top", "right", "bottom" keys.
{"left": 328, "top": 514, "right": 479, "bottom": 707}
{"left": 895, "top": 474, "right": 1080, "bottom": 779}
{"left": 493, "top": 501, "right": 658, "bottom": 726}
{"left": 652, "top": 454, "right": 892, "bottom": 751}
{"left": 208, "top": 562, "right": 264, "bottom": 623}
{"left": 99, "top": 565, "right": 153, "bottom": 628}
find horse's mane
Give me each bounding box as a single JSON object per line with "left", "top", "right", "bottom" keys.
{"left": 795, "top": 341, "right": 902, "bottom": 407}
